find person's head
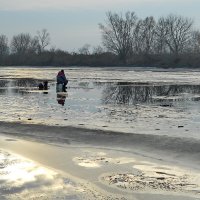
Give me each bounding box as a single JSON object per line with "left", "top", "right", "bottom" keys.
{"left": 61, "top": 69, "right": 64, "bottom": 73}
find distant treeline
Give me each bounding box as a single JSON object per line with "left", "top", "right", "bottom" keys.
{"left": 0, "top": 12, "right": 200, "bottom": 68}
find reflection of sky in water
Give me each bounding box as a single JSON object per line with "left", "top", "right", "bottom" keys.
{"left": 1, "top": 67, "right": 200, "bottom": 139}
{"left": 0, "top": 149, "right": 81, "bottom": 199}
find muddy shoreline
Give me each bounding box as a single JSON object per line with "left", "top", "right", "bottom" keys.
{"left": 1, "top": 121, "right": 200, "bottom": 153}
{"left": 1, "top": 121, "right": 200, "bottom": 170}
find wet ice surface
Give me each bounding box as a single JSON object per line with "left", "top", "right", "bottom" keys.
{"left": 73, "top": 151, "right": 200, "bottom": 196}
{"left": 0, "top": 149, "right": 82, "bottom": 200}
{"left": 1, "top": 67, "right": 200, "bottom": 139}
{"left": 73, "top": 150, "right": 200, "bottom": 196}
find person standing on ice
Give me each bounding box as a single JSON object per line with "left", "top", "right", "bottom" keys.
{"left": 56, "top": 69, "right": 68, "bottom": 92}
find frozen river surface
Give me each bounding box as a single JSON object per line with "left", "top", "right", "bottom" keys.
{"left": 1, "top": 67, "right": 200, "bottom": 139}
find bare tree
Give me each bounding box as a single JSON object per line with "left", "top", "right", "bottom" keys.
{"left": 36, "top": 29, "right": 50, "bottom": 53}
{"left": 154, "top": 17, "right": 169, "bottom": 54}
{"left": 0, "top": 35, "right": 9, "bottom": 56}
{"left": 10, "top": 33, "right": 39, "bottom": 54}
{"left": 78, "top": 44, "right": 91, "bottom": 55}
{"left": 133, "top": 20, "right": 143, "bottom": 54}
{"left": 133, "top": 16, "right": 156, "bottom": 55}
{"left": 92, "top": 45, "right": 104, "bottom": 54}
{"left": 29, "top": 36, "right": 40, "bottom": 54}
{"left": 99, "top": 11, "right": 137, "bottom": 63}
{"left": 164, "top": 14, "right": 193, "bottom": 55}
{"left": 190, "top": 30, "right": 200, "bottom": 53}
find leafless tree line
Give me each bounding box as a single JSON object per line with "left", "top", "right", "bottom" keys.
{"left": 0, "top": 29, "right": 50, "bottom": 57}
{"left": 99, "top": 12, "right": 200, "bottom": 63}
{"left": 0, "top": 12, "right": 200, "bottom": 67}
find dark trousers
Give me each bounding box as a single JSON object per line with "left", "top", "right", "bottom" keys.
{"left": 62, "top": 80, "right": 68, "bottom": 92}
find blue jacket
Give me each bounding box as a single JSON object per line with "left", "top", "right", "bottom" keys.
{"left": 57, "top": 71, "right": 67, "bottom": 84}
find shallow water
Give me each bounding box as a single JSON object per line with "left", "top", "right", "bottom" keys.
{"left": 0, "top": 147, "right": 82, "bottom": 200}
{"left": 1, "top": 67, "right": 200, "bottom": 139}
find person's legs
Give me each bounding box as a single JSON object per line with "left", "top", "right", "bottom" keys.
{"left": 62, "top": 84, "right": 66, "bottom": 92}
{"left": 62, "top": 80, "right": 68, "bottom": 92}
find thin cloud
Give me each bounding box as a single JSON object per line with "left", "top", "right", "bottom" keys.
{"left": 0, "top": 0, "right": 195, "bottom": 11}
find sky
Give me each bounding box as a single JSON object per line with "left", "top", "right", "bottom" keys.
{"left": 0, "top": 0, "right": 200, "bottom": 52}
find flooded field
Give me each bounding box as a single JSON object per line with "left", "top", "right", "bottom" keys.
{"left": 0, "top": 67, "right": 200, "bottom": 139}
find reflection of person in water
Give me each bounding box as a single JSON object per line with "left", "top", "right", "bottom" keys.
{"left": 57, "top": 93, "right": 67, "bottom": 106}
{"left": 56, "top": 70, "right": 68, "bottom": 92}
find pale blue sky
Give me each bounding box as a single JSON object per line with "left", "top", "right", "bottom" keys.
{"left": 0, "top": 0, "right": 200, "bottom": 52}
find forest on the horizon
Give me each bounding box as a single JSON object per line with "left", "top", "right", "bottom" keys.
{"left": 0, "top": 11, "right": 200, "bottom": 68}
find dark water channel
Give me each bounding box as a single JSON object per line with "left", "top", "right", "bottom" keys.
{"left": 103, "top": 82, "right": 200, "bottom": 105}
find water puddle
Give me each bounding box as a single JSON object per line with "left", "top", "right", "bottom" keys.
{"left": 0, "top": 149, "right": 83, "bottom": 200}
